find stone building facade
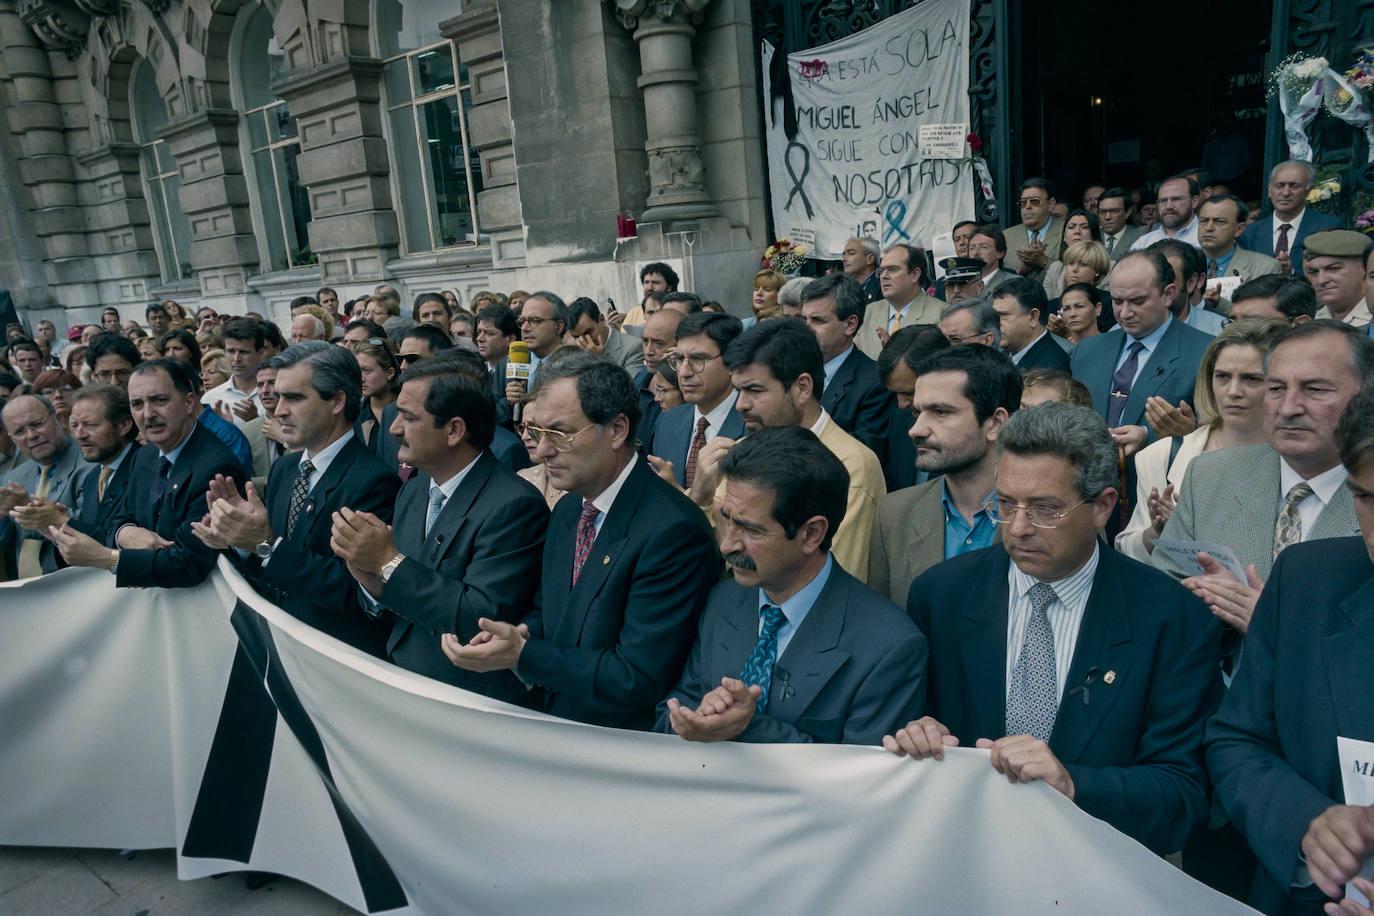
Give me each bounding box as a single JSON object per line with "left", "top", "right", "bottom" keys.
{"left": 0, "top": 0, "right": 766, "bottom": 331}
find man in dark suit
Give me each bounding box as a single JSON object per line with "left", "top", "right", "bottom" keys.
{"left": 1070, "top": 250, "right": 1213, "bottom": 459}
{"left": 1238, "top": 160, "right": 1343, "bottom": 276}
{"left": 1205, "top": 386, "right": 1374, "bottom": 916}
{"left": 655, "top": 426, "right": 926, "bottom": 744}
{"left": 991, "top": 277, "right": 1071, "bottom": 372}
{"left": 443, "top": 351, "right": 719, "bottom": 730}
{"left": 884, "top": 403, "right": 1223, "bottom": 855}
{"left": 193, "top": 342, "right": 399, "bottom": 655}
{"left": 331, "top": 354, "right": 547, "bottom": 693}
{"left": 632, "top": 308, "right": 681, "bottom": 453}
{"left": 801, "top": 273, "right": 895, "bottom": 465}
{"left": 649, "top": 311, "right": 745, "bottom": 489}
{"left": 50, "top": 359, "right": 245, "bottom": 588}
{"left": 66, "top": 384, "right": 137, "bottom": 544}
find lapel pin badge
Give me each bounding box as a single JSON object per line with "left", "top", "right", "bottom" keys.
{"left": 1103, "top": 670, "right": 1116, "bottom": 685}
{"left": 602, "top": 555, "right": 610, "bottom": 565}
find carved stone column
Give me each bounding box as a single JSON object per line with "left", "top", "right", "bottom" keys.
{"left": 608, "top": 0, "right": 718, "bottom": 223}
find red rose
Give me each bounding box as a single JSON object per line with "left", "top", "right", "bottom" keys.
{"left": 966, "top": 132, "right": 983, "bottom": 153}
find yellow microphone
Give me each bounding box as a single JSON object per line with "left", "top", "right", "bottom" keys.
{"left": 506, "top": 341, "right": 531, "bottom": 421}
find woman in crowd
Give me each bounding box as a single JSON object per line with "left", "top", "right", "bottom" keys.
{"left": 1053, "top": 283, "right": 1106, "bottom": 348}
{"left": 160, "top": 328, "right": 201, "bottom": 369}
{"left": 751, "top": 269, "right": 785, "bottom": 322}
{"left": 651, "top": 359, "right": 684, "bottom": 413}
{"left": 1043, "top": 210, "right": 1103, "bottom": 298}
{"left": 506, "top": 290, "right": 529, "bottom": 314}
{"left": 441, "top": 289, "right": 461, "bottom": 312}
{"left": 1048, "top": 241, "right": 1114, "bottom": 334}
{"left": 1115, "top": 317, "right": 1286, "bottom": 562}
{"left": 163, "top": 300, "right": 193, "bottom": 329}
{"left": 363, "top": 295, "right": 399, "bottom": 326}
{"left": 64, "top": 345, "right": 88, "bottom": 382}
{"left": 33, "top": 368, "right": 80, "bottom": 429}
{"left": 515, "top": 402, "right": 566, "bottom": 510}
{"left": 353, "top": 339, "right": 399, "bottom": 450}
{"left": 200, "top": 349, "right": 230, "bottom": 391}
{"left": 135, "top": 336, "right": 161, "bottom": 361}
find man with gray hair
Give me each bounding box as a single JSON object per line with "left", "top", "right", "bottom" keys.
{"left": 194, "top": 341, "right": 401, "bottom": 655}
{"left": 801, "top": 273, "right": 893, "bottom": 462}
{"left": 840, "top": 236, "right": 882, "bottom": 302}
{"left": 0, "top": 393, "right": 93, "bottom": 578}
{"left": 1238, "top": 160, "right": 1342, "bottom": 275}
{"left": 939, "top": 298, "right": 1001, "bottom": 348}
{"left": 884, "top": 402, "right": 1223, "bottom": 855}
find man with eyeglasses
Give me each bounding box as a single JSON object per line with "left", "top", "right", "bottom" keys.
{"left": 869, "top": 345, "right": 1017, "bottom": 605}
{"left": 0, "top": 393, "right": 94, "bottom": 579}
{"left": 855, "top": 243, "right": 943, "bottom": 359}
{"left": 884, "top": 402, "right": 1223, "bottom": 856}
{"left": 502, "top": 291, "right": 568, "bottom": 410}
{"left": 648, "top": 311, "right": 745, "bottom": 489}
{"left": 442, "top": 350, "right": 718, "bottom": 730}
{"left": 1002, "top": 177, "right": 1066, "bottom": 281}
{"left": 341, "top": 319, "right": 387, "bottom": 351}
{"left": 1096, "top": 187, "right": 1145, "bottom": 261}
{"left": 85, "top": 331, "right": 141, "bottom": 388}
{"left": 1131, "top": 175, "right": 1202, "bottom": 252}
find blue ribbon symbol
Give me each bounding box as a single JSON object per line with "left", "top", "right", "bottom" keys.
{"left": 883, "top": 200, "right": 911, "bottom": 243}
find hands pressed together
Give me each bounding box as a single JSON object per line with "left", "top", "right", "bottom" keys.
{"left": 665, "top": 677, "right": 761, "bottom": 742}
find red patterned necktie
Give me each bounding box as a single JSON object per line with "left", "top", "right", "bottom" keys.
{"left": 684, "top": 416, "right": 709, "bottom": 489}
{"left": 572, "top": 499, "right": 601, "bottom": 585}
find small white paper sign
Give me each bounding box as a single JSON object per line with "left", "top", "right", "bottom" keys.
{"left": 1338, "top": 737, "right": 1374, "bottom": 905}
{"left": 1205, "top": 275, "right": 1244, "bottom": 300}
{"left": 918, "top": 123, "right": 968, "bottom": 160}
{"left": 1153, "top": 539, "right": 1247, "bottom": 582}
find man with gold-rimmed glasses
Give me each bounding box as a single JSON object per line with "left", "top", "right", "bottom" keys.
{"left": 443, "top": 349, "right": 719, "bottom": 730}
{"left": 884, "top": 401, "right": 1223, "bottom": 857}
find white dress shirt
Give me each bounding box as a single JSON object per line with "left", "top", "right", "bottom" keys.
{"left": 692, "top": 389, "right": 740, "bottom": 446}
{"left": 1278, "top": 459, "right": 1348, "bottom": 539}
{"left": 1272, "top": 209, "right": 1305, "bottom": 253}
{"left": 583, "top": 452, "right": 638, "bottom": 539}
{"left": 1006, "top": 544, "right": 1100, "bottom": 703}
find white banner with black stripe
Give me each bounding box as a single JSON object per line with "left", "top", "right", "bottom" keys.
{"left": 0, "top": 562, "right": 1252, "bottom": 914}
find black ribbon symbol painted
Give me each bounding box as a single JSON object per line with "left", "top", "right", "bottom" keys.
{"left": 180, "top": 600, "right": 408, "bottom": 913}
{"left": 784, "top": 141, "right": 814, "bottom": 219}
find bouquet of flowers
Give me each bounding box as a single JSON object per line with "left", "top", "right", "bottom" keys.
{"left": 1356, "top": 209, "right": 1374, "bottom": 233}
{"left": 1346, "top": 50, "right": 1374, "bottom": 90}
{"left": 763, "top": 238, "right": 807, "bottom": 274}
{"left": 1307, "top": 177, "right": 1341, "bottom": 204}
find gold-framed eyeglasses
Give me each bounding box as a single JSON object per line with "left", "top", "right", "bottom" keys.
{"left": 522, "top": 422, "right": 596, "bottom": 452}
{"left": 516, "top": 315, "right": 552, "bottom": 328}
{"left": 984, "top": 496, "right": 1088, "bottom": 529}
{"left": 666, "top": 351, "right": 721, "bottom": 373}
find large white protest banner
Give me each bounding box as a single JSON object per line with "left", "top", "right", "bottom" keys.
{"left": 763, "top": 0, "right": 976, "bottom": 261}
{"left": 0, "top": 563, "right": 1254, "bottom": 914}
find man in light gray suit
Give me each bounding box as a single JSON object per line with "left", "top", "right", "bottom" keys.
{"left": 1153, "top": 320, "right": 1372, "bottom": 637}
{"left": 0, "top": 394, "right": 94, "bottom": 578}
{"left": 656, "top": 426, "right": 926, "bottom": 745}
{"left": 869, "top": 345, "right": 1019, "bottom": 605}
{"left": 1002, "top": 177, "right": 1066, "bottom": 281}
{"left": 566, "top": 296, "right": 644, "bottom": 374}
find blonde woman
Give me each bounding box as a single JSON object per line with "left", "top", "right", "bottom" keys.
{"left": 751, "top": 269, "right": 786, "bottom": 321}
{"left": 1115, "top": 317, "right": 1287, "bottom": 561}
{"left": 200, "top": 348, "right": 230, "bottom": 391}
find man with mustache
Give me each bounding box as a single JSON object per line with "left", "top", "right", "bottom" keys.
{"left": 655, "top": 426, "right": 927, "bottom": 745}
{"left": 1153, "top": 320, "right": 1371, "bottom": 639}
{"left": 685, "top": 319, "right": 886, "bottom": 580}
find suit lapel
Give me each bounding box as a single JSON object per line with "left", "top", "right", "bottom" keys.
{"left": 1050, "top": 549, "right": 1133, "bottom": 763}
{"left": 1122, "top": 321, "right": 1181, "bottom": 423}
{"left": 821, "top": 350, "right": 855, "bottom": 415}
{"left": 1326, "top": 574, "right": 1374, "bottom": 739}
{"left": 904, "top": 482, "right": 945, "bottom": 587}
{"left": 1312, "top": 483, "right": 1358, "bottom": 540}
{"left": 720, "top": 408, "right": 745, "bottom": 441}
{"left": 1233, "top": 450, "right": 1281, "bottom": 576}
{"left": 553, "top": 461, "right": 647, "bottom": 646}
{"left": 424, "top": 452, "right": 494, "bottom": 565}
{"left": 772, "top": 569, "right": 850, "bottom": 715}
{"left": 959, "top": 552, "right": 1012, "bottom": 738}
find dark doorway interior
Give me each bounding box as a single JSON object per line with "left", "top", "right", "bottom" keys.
{"left": 1015, "top": 0, "right": 1274, "bottom": 210}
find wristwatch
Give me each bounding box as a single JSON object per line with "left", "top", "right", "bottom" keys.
{"left": 254, "top": 539, "right": 275, "bottom": 559}
{"left": 380, "top": 553, "right": 405, "bottom": 584}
